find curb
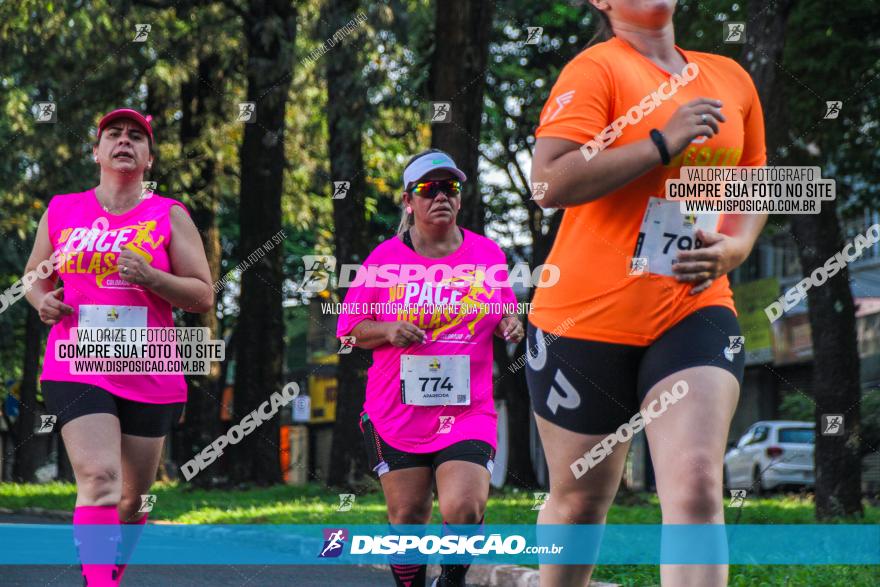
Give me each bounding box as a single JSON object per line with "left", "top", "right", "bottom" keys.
{"left": 0, "top": 506, "right": 73, "bottom": 520}
{"left": 0, "top": 507, "right": 172, "bottom": 523}
{"left": 368, "top": 564, "right": 619, "bottom": 587}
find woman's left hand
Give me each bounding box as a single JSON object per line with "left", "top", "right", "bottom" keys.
{"left": 673, "top": 229, "right": 749, "bottom": 295}
{"left": 117, "top": 249, "right": 157, "bottom": 288}
{"left": 496, "top": 315, "right": 524, "bottom": 343}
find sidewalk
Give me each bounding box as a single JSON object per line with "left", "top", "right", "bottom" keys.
{"left": 370, "top": 564, "right": 620, "bottom": 587}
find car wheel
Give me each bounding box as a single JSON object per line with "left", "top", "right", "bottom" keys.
{"left": 752, "top": 465, "right": 765, "bottom": 496}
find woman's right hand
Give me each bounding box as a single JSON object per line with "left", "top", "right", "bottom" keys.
{"left": 38, "top": 287, "right": 74, "bottom": 325}
{"left": 661, "top": 97, "right": 726, "bottom": 155}
{"left": 385, "top": 322, "right": 427, "bottom": 347}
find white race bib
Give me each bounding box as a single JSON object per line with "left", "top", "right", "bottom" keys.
{"left": 78, "top": 305, "right": 148, "bottom": 328}
{"left": 400, "top": 355, "right": 470, "bottom": 406}
{"left": 633, "top": 197, "right": 719, "bottom": 276}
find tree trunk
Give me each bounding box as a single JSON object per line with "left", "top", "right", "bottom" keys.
{"left": 740, "top": 0, "right": 863, "bottom": 518}
{"left": 177, "top": 51, "right": 224, "bottom": 486}
{"left": 428, "top": 0, "right": 494, "bottom": 234}
{"left": 12, "top": 306, "right": 43, "bottom": 482}
{"left": 324, "top": 0, "right": 372, "bottom": 489}
{"left": 145, "top": 79, "right": 166, "bottom": 181}
{"left": 228, "top": 0, "right": 297, "bottom": 485}
{"left": 530, "top": 212, "right": 564, "bottom": 272}
{"left": 500, "top": 210, "right": 563, "bottom": 488}
{"left": 496, "top": 335, "right": 536, "bottom": 488}
{"left": 790, "top": 204, "right": 863, "bottom": 519}
{"left": 739, "top": 0, "right": 793, "bottom": 153}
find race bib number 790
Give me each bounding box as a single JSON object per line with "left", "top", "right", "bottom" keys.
{"left": 633, "top": 196, "right": 719, "bottom": 276}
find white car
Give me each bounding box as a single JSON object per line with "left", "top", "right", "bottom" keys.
{"left": 724, "top": 420, "right": 815, "bottom": 493}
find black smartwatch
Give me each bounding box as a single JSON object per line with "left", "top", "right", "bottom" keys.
{"left": 649, "top": 129, "right": 671, "bottom": 165}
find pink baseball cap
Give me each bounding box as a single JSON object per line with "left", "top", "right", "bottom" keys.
{"left": 97, "top": 108, "right": 154, "bottom": 142}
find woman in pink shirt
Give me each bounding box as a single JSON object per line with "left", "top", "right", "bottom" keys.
{"left": 23, "top": 109, "right": 213, "bottom": 586}
{"left": 337, "top": 149, "right": 524, "bottom": 587}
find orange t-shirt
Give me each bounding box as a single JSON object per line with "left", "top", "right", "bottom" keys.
{"left": 531, "top": 36, "right": 766, "bottom": 346}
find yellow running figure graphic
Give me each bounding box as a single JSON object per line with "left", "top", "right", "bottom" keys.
{"left": 430, "top": 269, "right": 496, "bottom": 340}
{"left": 97, "top": 220, "right": 164, "bottom": 286}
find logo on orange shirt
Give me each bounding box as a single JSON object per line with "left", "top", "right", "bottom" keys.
{"left": 541, "top": 90, "right": 575, "bottom": 124}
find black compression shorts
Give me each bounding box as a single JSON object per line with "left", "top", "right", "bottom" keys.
{"left": 525, "top": 305, "right": 745, "bottom": 435}
{"left": 361, "top": 413, "right": 496, "bottom": 478}
{"left": 41, "top": 380, "right": 184, "bottom": 437}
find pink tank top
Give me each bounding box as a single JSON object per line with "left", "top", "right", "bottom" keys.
{"left": 40, "top": 188, "right": 189, "bottom": 404}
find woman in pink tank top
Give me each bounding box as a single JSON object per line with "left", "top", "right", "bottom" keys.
{"left": 22, "top": 109, "right": 213, "bottom": 586}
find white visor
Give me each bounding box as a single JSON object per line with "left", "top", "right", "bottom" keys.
{"left": 402, "top": 152, "right": 467, "bottom": 190}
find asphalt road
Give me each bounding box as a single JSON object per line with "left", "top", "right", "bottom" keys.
{"left": 0, "top": 513, "right": 400, "bottom": 586}
{"left": 0, "top": 564, "right": 398, "bottom": 586}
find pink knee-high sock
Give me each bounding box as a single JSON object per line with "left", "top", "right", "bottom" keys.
{"left": 114, "top": 512, "right": 148, "bottom": 583}
{"left": 73, "top": 505, "right": 121, "bottom": 586}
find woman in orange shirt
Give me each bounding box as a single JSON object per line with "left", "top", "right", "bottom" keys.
{"left": 526, "top": 2, "right": 766, "bottom": 585}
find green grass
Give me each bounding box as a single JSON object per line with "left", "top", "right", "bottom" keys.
{"left": 1, "top": 483, "right": 877, "bottom": 585}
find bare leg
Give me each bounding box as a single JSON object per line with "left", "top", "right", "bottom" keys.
{"left": 118, "top": 434, "right": 165, "bottom": 522}
{"left": 62, "top": 414, "right": 123, "bottom": 506}
{"left": 534, "top": 414, "right": 630, "bottom": 587}
{"left": 115, "top": 434, "right": 166, "bottom": 581}
{"left": 643, "top": 367, "right": 739, "bottom": 587}
{"left": 381, "top": 467, "right": 435, "bottom": 525}
{"left": 62, "top": 414, "right": 123, "bottom": 584}
{"left": 435, "top": 460, "right": 490, "bottom": 524}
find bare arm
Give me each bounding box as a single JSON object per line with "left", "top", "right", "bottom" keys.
{"left": 672, "top": 213, "right": 768, "bottom": 294}
{"left": 530, "top": 98, "right": 725, "bottom": 208}
{"left": 531, "top": 136, "right": 662, "bottom": 208}
{"left": 119, "top": 206, "right": 214, "bottom": 313}
{"left": 349, "top": 320, "right": 392, "bottom": 350}
{"left": 349, "top": 319, "right": 426, "bottom": 350}
{"left": 24, "top": 211, "right": 73, "bottom": 325}
{"left": 718, "top": 213, "right": 767, "bottom": 246}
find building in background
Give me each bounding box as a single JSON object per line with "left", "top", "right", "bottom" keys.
{"left": 729, "top": 210, "right": 880, "bottom": 438}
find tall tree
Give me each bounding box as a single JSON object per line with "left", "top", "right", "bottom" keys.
{"left": 228, "top": 0, "right": 297, "bottom": 484}
{"left": 11, "top": 307, "right": 43, "bottom": 482}
{"left": 177, "top": 48, "right": 225, "bottom": 486}
{"left": 428, "top": 0, "right": 494, "bottom": 233}
{"left": 743, "top": 0, "right": 870, "bottom": 519}
{"left": 780, "top": 0, "right": 876, "bottom": 519}
{"left": 323, "top": 0, "right": 373, "bottom": 488}
{"left": 791, "top": 165, "right": 863, "bottom": 520}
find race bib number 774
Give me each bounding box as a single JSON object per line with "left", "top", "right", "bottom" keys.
{"left": 400, "top": 355, "right": 470, "bottom": 406}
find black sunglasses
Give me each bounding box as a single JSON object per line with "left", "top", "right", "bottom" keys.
{"left": 408, "top": 179, "right": 462, "bottom": 199}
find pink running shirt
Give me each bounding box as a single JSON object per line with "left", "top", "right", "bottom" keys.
{"left": 337, "top": 228, "right": 517, "bottom": 453}
{"left": 40, "top": 188, "right": 189, "bottom": 404}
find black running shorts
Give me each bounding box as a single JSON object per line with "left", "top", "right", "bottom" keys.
{"left": 525, "top": 306, "right": 745, "bottom": 435}
{"left": 361, "top": 414, "right": 496, "bottom": 478}
{"left": 42, "top": 380, "right": 184, "bottom": 437}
